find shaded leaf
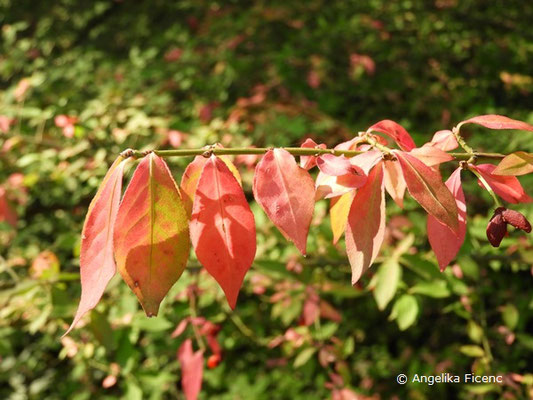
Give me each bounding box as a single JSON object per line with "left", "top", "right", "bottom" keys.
{"left": 0, "top": 187, "right": 17, "bottom": 227}
{"left": 459, "top": 345, "right": 485, "bottom": 358}
{"left": 345, "top": 163, "right": 385, "bottom": 284}
{"left": 472, "top": 164, "right": 532, "bottom": 204}
{"left": 383, "top": 160, "right": 406, "bottom": 208}
{"left": 427, "top": 168, "right": 467, "bottom": 271}
{"left": 253, "top": 149, "right": 315, "bottom": 254}
{"left": 493, "top": 152, "right": 533, "bottom": 176}
{"left": 372, "top": 258, "right": 401, "bottom": 310}
{"left": 114, "top": 153, "right": 190, "bottom": 316}
{"left": 395, "top": 151, "right": 459, "bottom": 232}
{"left": 390, "top": 294, "right": 418, "bottom": 331}
{"left": 178, "top": 339, "right": 204, "bottom": 400}
{"left": 64, "top": 156, "right": 126, "bottom": 336}
{"left": 191, "top": 156, "right": 256, "bottom": 309}
{"left": 459, "top": 114, "right": 533, "bottom": 132}
{"left": 368, "top": 120, "right": 416, "bottom": 151}
{"left": 329, "top": 192, "right": 354, "bottom": 244}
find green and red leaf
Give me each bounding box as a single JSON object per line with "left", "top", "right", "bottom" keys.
{"left": 395, "top": 151, "right": 459, "bottom": 232}
{"left": 190, "top": 156, "right": 256, "bottom": 309}
{"left": 114, "top": 153, "right": 190, "bottom": 317}
{"left": 493, "top": 152, "right": 533, "bottom": 176}
{"left": 65, "top": 156, "right": 127, "bottom": 336}
{"left": 427, "top": 168, "right": 466, "bottom": 271}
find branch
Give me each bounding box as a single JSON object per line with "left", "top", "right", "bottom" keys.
{"left": 121, "top": 147, "right": 506, "bottom": 162}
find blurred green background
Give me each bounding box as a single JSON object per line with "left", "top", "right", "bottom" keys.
{"left": 1, "top": 0, "right": 533, "bottom": 399}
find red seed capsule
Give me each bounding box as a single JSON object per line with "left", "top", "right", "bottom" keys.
{"left": 486, "top": 212, "right": 507, "bottom": 247}
{"left": 501, "top": 209, "right": 532, "bottom": 233}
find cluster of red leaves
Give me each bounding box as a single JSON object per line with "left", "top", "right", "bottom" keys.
{"left": 66, "top": 114, "right": 533, "bottom": 397}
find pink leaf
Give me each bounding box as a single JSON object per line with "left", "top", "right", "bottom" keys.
{"left": 64, "top": 157, "right": 126, "bottom": 336}
{"left": 383, "top": 160, "right": 406, "bottom": 208}
{"left": 253, "top": 149, "right": 315, "bottom": 254}
{"left": 190, "top": 156, "right": 256, "bottom": 309}
{"left": 349, "top": 150, "right": 383, "bottom": 174}
{"left": 300, "top": 138, "right": 326, "bottom": 170}
{"left": 395, "top": 151, "right": 459, "bottom": 232}
{"left": 472, "top": 164, "right": 532, "bottom": 204}
{"left": 426, "top": 130, "right": 458, "bottom": 151}
{"left": 315, "top": 166, "right": 367, "bottom": 199}
{"left": 317, "top": 154, "right": 354, "bottom": 176}
{"left": 427, "top": 168, "right": 467, "bottom": 271}
{"left": 178, "top": 339, "right": 204, "bottom": 400}
{"left": 345, "top": 163, "right": 385, "bottom": 284}
{"left": 460, "top": 114, "right": 533, "bottom": 132}
{"left": 368, "top": 120, "right": 416, "bottom": 151}
{"left": 409, "top": 146, "right": 454, "bottom": 166}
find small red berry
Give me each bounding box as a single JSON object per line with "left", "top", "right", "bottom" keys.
{"left": 207, "top": 354, "right": 221, "bottom": 369}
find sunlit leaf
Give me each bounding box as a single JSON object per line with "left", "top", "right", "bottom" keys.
{"left": 459, "top": 114, "right": 533, "bottom": 132}
{"left": 368, "top": 120, "right": 416, "bottom": 151}
{"left": 114, "top": 153, "right": 190, "bottom": 316}
{"left": 493, "top": 152, "right": 533, "bottom": 176}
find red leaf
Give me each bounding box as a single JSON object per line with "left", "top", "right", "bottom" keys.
{"left": 180, "top": 149, "right": 242, "bottom": 217}
{"left": 300, "top": 138, "right": 326, "bottom": 170}
{"left": 345, "top": 163, "right": 386, "bottom": 284}
{"left": 383, "top": 160, "right": 406, "bottom": 208}
{"left": 64, "top": 156, "right": 126, "bottom": 336}
{"left": 459, "top": 114, "right": 533, "bottom": 132}
{"left": 426, "top": 130, "right": 458, "bottom": 151}
{"left": 178, "top": 339, "right": 204, "bottom": 400}
{"left": 409, "top": 146, "right": 453, "bottom": 166}
{"left": 349, "top": 150, "right": 383, "bottom": 174}
{"left": 427, "top": 168, "right": 467, "bottom": 271}
{"left": 114, "top": 153, "right": 190, "bottom": 316}
{"left": 368, "top": 120, "right": 416, "bottom": 151}
{"left": 190, "top": 156, "right": 256, "bottom": 309}
{"left": 253, "top": 149, "right": 315, "bottom": 254}
{"left": 0, "top": 187, "right": 17, "bottom": 227}
{"left": 472, "top": 164, "right": 533, "bottom": 204}
{"left": 395, "top": 151, "right": 459, "bottom": 232}
{"left": 315, "top": 166, "right": 366, "bottom": 199}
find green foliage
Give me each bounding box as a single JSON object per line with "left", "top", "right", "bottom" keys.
{"left": 1, "top": 1, "right": 533, "bottom": 399}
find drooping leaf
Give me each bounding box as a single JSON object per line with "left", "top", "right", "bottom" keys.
{"left": 426, "top": 130, "right": 458, "bottom": 151}
{"left": 383, "top": 160, "right": 406, "bottom": 208}
{"left": 427, "top": 168, "right": 467, "bottom": 270}
{"left": 349, "top": 150, "right": 383, "bottom": 174}
{"left": 329, "top": 191, "right": 354, "bottom": 244}
{"left": 253, "top": 149, "right": 315, "bottom": 254}
{"left": 64, "top": 156, "right": 127, "bottom": 336}
{"left": 317, "top": 154, "right": 354, "bottom": 176}
{"left": 114, "top": 153, "right": 190, "bottom": 316}
{"left": 0, "top": 187, "right": 17, "bottom": 227}
{"left": 315, "top": 165, "right": 367, "bottom": 199}
{"left": 472, "top": 164, "right": 532, "bottom": 204}
{"left": 190, "top": 155, "right": 256, "bottom": 309}
{"left": 345, "top": 163, "right": 385, "bottom": 284}
{"left": 178, "top": 339, "right": 204, "bottom": 400}
{"left": 409, "top": 146, "right": 454, "bottom": 166}
{"left": 459, "top": 114, "right": 533, "bottom": 132}
{"left": 300, "top": 138, "right": 326, "bottom": 170}
{"left": 395, "top": 151, "right": 459, "bottom": 232}
{"left": 372, "top": 258, "right": 401, "bottom": 311}
{"left": 180, "top": 149, "right": 242, "bottom": 217}
{"left": 367, "top": 120, "right": 416, "bottom": 151}
{"left": 493, "top": 152, "right": 533, "bottom": 176}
